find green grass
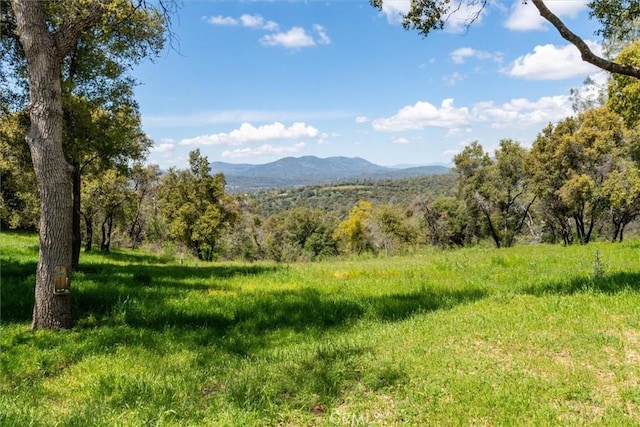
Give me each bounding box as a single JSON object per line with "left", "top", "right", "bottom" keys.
{"left": 1, "top": 231, "right": 639, "bottom": 426}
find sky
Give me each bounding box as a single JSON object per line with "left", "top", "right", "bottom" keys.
{"left": 132, "top": 0, "right": 609, "bottom": 169}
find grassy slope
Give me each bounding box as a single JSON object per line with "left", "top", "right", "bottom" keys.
{"left": 1, "top": 232, "right": 639, "bottom": 426}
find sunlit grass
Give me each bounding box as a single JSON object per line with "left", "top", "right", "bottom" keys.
{"left": 1, "top": 231, "right": 639, "bottom": 425}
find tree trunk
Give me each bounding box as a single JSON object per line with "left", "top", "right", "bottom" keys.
{"left": 84, "top": 213, "right": 94, "bottom": 252}
{"left": 71, "top": 161, "right": 82, "bottom": 270}
{"left": 101, "top": 214, "right": 113, "bottom": 252}
{"left": 11, "top": 0, "right": 73, "bottom": 329}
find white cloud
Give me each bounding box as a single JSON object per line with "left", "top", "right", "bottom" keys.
{"left": 505, "top": 42, "right": 602, "bottom": 80}
{"left": 505, "top": 0, "right": 588, "bottom": 31}
{"left": 150, "top": 139, "right": 175, "bottom": 154}
{"left": 378, "top": 0, "right": 486, "bottom": 32}
{"left": 180, "top": 122, "right": 319, "bottom": 146}
{"left": 372, "top": 98, "right": 471, "bottom": 131}
{"left": 450, "top": 47, "right": 502, "bottom": 64}
{"left": 379, "top": 0, "right": 411, "bottom": 24}
{"left": 313, "top": 24, "right": 331, "bottom": 45}
{"left": 370, "top": 94, "right": 574, "bottom": 136}
{"left": 260, "top": 27, "right": 316, "bottom": 48}
{"left": 206, "top": 13, "right": 327, "bottom": 50}
{"left": 472, "top": 95, "right": 573, "bottom": 128}
{"left": 260, "top": 25, "right": 330, "bottom": 49}
{"left": 222, "top": 143, "right": 305, "bottom": 159}
{"left": 206, "top": 15, "right": 238, "bottom": 26}
{"left": 240, "top": 14, "right": 279, "bottom": 31}
{"left": 355, "top": 116, "right": 370, "bottom": 124}
{"left": 450, "top": 47, "right": 476, "bottom": 64}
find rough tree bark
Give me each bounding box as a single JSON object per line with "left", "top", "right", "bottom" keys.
{"left": 10, "top": 0, "right": 108, "bottom": 330}
{"left": 72, "top": 162, "right": 82, "bottom": 271}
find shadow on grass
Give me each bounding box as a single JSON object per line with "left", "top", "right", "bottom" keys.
{"left": 92, "top": 249, "right": 172, "bottom": 265}
{"left": 522, "top": 271, "right": 640, "bottom": 296}
{"left": 1, "top": 251, "right": 490, "bottom": 358}
{"left": 1, "top": 258, "right": 37, "bottom": 322}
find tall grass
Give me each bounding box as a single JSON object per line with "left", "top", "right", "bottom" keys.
{"left": 1, "top": 231, "right": 639, "bottom": 425}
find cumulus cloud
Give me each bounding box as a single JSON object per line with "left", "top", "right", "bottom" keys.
{"left": 471, "top": 95, "right": 573, "bottom": 128}
{"left": 206, "top": 13, "right": 328, "bottom": 50}
{"left": 206, "top": 14, "right": 278, "bottom": 30}
{"left": 240, "top": 14, "right": 279, "bottom": 30}
{"left": 355, "top": 116, "right": 370, "bottom": 124}
{"left": 150, "top": 139, "right": 175, "bottom": 154}
{"left": 206, "top": 15, "right": 238, "bottom": 26}
{"left": 260, "top": 27, "right": 316, "bottom": 48}
{"left": 505, "top": 0, "right": 588, "bottom": 31}
{"left": 260, "top": 25, "right": 330, "bottom": 49}
{"left": 370, "top": 94, "right": 574, "bottom": 136}
{"left": 180, "top": 122, "right": 319, "bottom": 146}
{"left": 372, "top": 99, "right": 471, "bottom": 131}
{"left": 505, "top": 42, "right": 602, "bottom": 80}
{"left": 222, "top": 143, "right": 305, "bottom": 159}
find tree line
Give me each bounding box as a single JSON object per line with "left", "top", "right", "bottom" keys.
{"left": 4, "top": 100, "right": 640, "bottom": 263}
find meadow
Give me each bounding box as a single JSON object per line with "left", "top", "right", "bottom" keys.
{"left": 1, "top": 231, "right": 639, "bottom": 426}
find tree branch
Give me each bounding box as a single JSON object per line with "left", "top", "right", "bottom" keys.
{"left": 54, "top": 1, "right": 112, "bottom": 58}
{"left": 531, "top": 0, "right": 640, "bottom": 79}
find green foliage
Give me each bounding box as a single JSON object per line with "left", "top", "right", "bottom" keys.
{"left": 589, "top": 0, "right": 640, "bottom": 47}
{"left": 453, "top": 140, "right": 535, "bottom": 248}
{"left": 371, "top": 204, "right": 416, "bottom": 254}
{"left": 249, "top": 174, "right": 457, "bottom": 218}
{"left": 159, "top": 150, "right": 240, "bottom": 261}
{"left": 333, "top": 200, "right": 375, "bottom": 255}
{"left": 608, "top": 41, "right": 640, "bottom": 127}
{"left": 528, "top": 107, "right": 634, "bottom": 244}
{"left": 1, "top": 232, "right": 639, "bottom": 425}
{"left": 409, "top": 195, "right": 471, "bottom": 247}
{"left": 0, "top": 109, "right": 38, "bottom": 230}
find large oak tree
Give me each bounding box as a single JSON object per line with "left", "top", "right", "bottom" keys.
{"left": 7, "top": 0, "right": 170, "bottom": 330}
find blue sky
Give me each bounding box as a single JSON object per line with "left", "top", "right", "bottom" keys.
{"left": 133, "top": 0, "right": 608, "bottom": 168}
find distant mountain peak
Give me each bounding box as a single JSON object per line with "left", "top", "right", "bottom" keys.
{"left": 210, "top": 156, "right": 451, "bottom": 192}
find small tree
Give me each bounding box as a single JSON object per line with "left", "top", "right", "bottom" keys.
{"left": 159, "top": 150, "right": 240, "bottom": 261}
{"left": 371, "top": 204, "right": 416, "bottom": 254}
{"left": 333, "top": 200, "right": 375, "bottom": 255}
{"left": 454, "top": 140, "right": 535, "bottom": 248}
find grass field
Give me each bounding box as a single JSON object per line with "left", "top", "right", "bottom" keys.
{"left": 1, "top": 231, "right": 639, "bottom": 426}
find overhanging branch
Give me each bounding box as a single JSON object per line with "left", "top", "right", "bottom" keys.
{"left": 531, "top": 0, "right": 640, "bottom": 79}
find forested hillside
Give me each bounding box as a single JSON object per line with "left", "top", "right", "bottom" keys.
{"left": 248, "top": 174, "right": 458, "bottom": 217}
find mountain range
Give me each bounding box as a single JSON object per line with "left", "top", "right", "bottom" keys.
{"left": 210, "top": 156, "right": 451, "bottom": 192}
